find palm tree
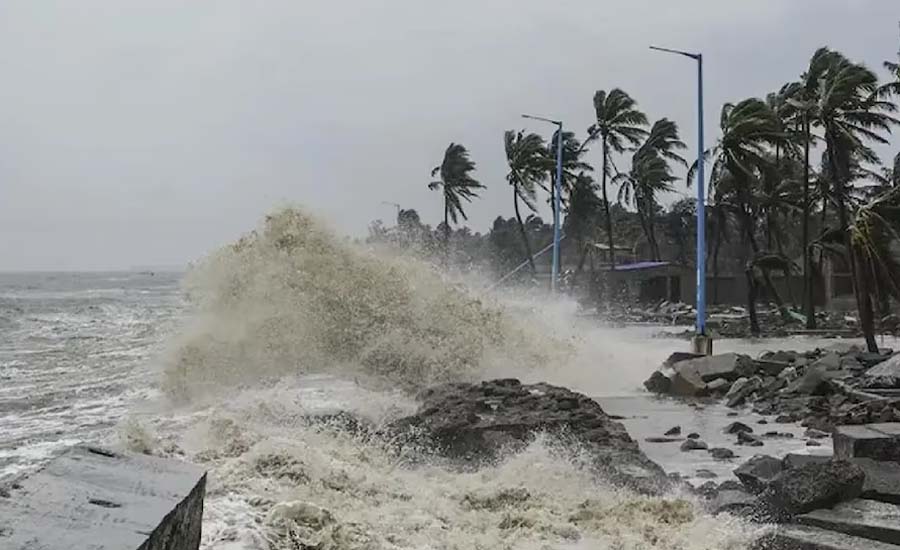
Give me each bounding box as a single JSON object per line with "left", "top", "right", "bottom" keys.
{"left": 813, "top": 52, "right": 898, "bottom": 346}
{"left": 688, "top": 98, "right": 791, "bottom": 318}
{"left": 565, "top": 173, "right": 603, "bottom": 281}
{"left": 706, "top": 200, "right": 732, "bottom": 304}
{"left": 586, "top": 89, "right": 648, "bottom": 267}
{"left": 428, "top": 143, "right": 484, "bottom": 259}
{"left": 614, "top": 119, "right": 687, "bottom": 260}
{"left": 504, "top": 130, "right": 548, "bottom": 274}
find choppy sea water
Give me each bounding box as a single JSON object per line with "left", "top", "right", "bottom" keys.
{"left": 3, "top": 210, "right": 897, "bottom": 549}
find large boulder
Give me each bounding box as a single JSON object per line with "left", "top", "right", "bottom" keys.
{"left": 759, "top": 460, "right": 865, "bottom": 520}
{"left": 863, "top": 354, "right": 900, "bottom": 388}
{"left": 674, "top": 353, "right": 757, "bottom": 383}
{"left": 734, "top": 455, "right": 783, "bottom": 494}
{"left": 643, "top": 370, "right": 671, "bottom": 394}
{"left": 387, "top": 379, "right": 667, "bottom": 493}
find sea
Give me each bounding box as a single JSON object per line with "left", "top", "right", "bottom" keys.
{"left": 2, "top": 208, "right": 896, "bottom": 549}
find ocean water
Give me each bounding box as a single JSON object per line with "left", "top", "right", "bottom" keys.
{"left": 3, "top": 208, "right": 895, "bottom": 549}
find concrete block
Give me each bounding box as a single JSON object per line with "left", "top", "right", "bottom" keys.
{"left": 767, "top": 523, "right": 900, "bottom": 550}
{"left": 797, "top": 499, "right": 900, "bottom": 545}
{"left": 0, "top": 446, "right": 206, "bottom": 549}
{"left": 833, "top": 423, "right": 900, "bottom": 462}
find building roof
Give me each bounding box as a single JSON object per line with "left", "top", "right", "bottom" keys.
{"left": 611, "top": 261, "right": 671, "bottom": 272}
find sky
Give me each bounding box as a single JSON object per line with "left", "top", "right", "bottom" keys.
{"left": 0, "top": 1, "right": 898, "bottom": 270}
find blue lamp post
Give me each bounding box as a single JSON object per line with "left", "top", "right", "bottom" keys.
{"left": 650, "top": 45, "right": 711, "bottom": 354}
{"left": 522, "top": 114, "right": 563, "bottom": 294}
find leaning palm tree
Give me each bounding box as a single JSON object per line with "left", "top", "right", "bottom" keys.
{"left": 688, "top": 98, "right": 792, "bottom": 319}
{"left": 586, "top": 89, "right": 648, "bottom": 267}
{"left": 565, "top": 173, "right": 603, "bottom": 281}
{"left": 428, "top": 143, "right": 484, "bottom": 259}
{"left": 813, "top": 52, "right": 898, "bottom": 335}
{"left": 504, "top": 130, "right": 548, "bottom": 274}
{"left": 615, "top": 119, "right": 687, "bottom": 260}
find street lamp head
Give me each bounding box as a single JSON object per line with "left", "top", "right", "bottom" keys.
{"left": 649, "top": 45, "right": 700, "bottom": 60}
{"left": 521, "top": 113, "right": 562, "bottom": 126}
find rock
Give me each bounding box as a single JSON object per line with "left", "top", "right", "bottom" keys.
{"left": 775, "top": 414, "right": 798, "bottom": 423}
{"left": 865, "top": 354, "right": 900, "bottom": 379}
{"left": 663, "top": 351, "right": 705, "bottom": 367}
{"left": 754, "top": 359, "right": 791, "bottom": 377}
{"left": 763, "top": 431, "right": 795, "bottom": 439}
{"left": 719, "top": 480, "right": 744, "bottom": 492}
{"left": 735, "top": 455, "right": 783, "bottom": 494}
{"left": 696, "top": 481, "right": 719, "bottom": 498}
{"left": 759, "top": 460, "right": 865, "bottom": 519}
{"left": 709, "top": 489, "right": 759, "bottom": 516}
{"left": 758, "top": 419, "right": 769, "bottom": 424}
{"left": 687, "top": 432, "right": 700, "bottom": 439}
{"left": 805, "top": 428, "right": 830, "bottom": 439}
{"left": 670, "top": 367, "right": 707, "bottom": 397}
{"left": 803, "top": 416, "right": 836, "bottom": 434}
{"left": 645, "top": 437, "right": 681, "bottom": 443}
{"left": 737, "top": 431, "right": 764, "bottom": 447}
{"left": 778, "top": 366, "right": 798, "bottom": 380}
{"left": 681, "top": 439, "right": 709, "bottom": 451}
{"left": 854, "top": 457, "right": 900, "bottom": 505}
{"left": 825, "top": 343, "right": 862, "bottom": 356}
{"left": 696, "top": 469, "right": 718, "bottom": 479}
{"left": 727, "top": 376, "right": 763, "bottom": 408}
{"left": 664, "top": 426, "right": 681, "bottom": 436}
{"left": 833, "top": 423, "right": 900, "bottom": 461}
{"left": 783, "top": 453, "right": 831, "bottom": 471}
{"left": 724, "top": 421, "right": 753, "bottom": 435}
{"left": 727, "top": 411, "right": 739, "bottom": 417}
{"left": 807, "top": 440, "right": 822, "bottom": 446}
{"left": 796, "top": 499, "right": 900, "bottom": 546}
{"left": 786, "top": 366, "right": 834, "bottom": 395}
{"left": 859, "top": 352, "right": 894, "bottom": 368}
{"left": 673, "top": 352, "right": 757, "bottom": 383}
{"left": 643, "top": 371, "right": 671, "bottom": 394}
{"left": 710, "top": 447, "right": 736, "bottom": 460}
{"left": 763, "top": 350, "right": 800, "bottom": 363}
{"left": 725, "top": 377, "right": 750, "bottom": 399}
{"left": 705, "top": 378, "right": 731, "bottom": 393}
{"left": 387, "top": 379, "right": 667, "bottom": 492}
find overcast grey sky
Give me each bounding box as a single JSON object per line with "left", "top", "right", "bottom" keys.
{"left": 0, "top": 1, "right": 897, "bottom": 270}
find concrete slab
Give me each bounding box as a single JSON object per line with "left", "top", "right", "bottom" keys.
{"left": 0, "top": 446, "right": 206, "bottom": 550}
{"left": 782, "top": 453, "right": 900, "bottom": 505}
{"left": 797, "top": 499, "right": 900, "bottom": 545}
{"left": 766, "top": 523, "right": 900, "bottom": 550}
{"left": 834, "top": 424, "right": 900, "bottom": 462}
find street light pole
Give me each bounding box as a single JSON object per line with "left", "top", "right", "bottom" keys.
{"left": 522, "top": 114, "right": 563, "bottom": 293}
{"left": 649, "top": 45, "right": 711, "bottom": 354}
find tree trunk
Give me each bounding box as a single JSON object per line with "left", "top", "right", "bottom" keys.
{"left": 648, "top": 204, "right": 661, "bottom": 261}
{"left": 513, "top": 189, "right": 536, "bottom": 275}
{"left": 444, "top": 199, "right": 450, "bottom": 264}
{"left": 635, "top": 202, "right": 652, "bottom": 260}
{"left": 772, "top": 218, "right": 796, "bottom": 308}
{"left": 744, "top": 209, "right": 790, "bottom": 321}
{"left": 852, "top": 245, "right": 879, "bottom": 352}
{"left": 601, "top": 139, "right": 616, "bottom": 268}
{"left": 745, "top": 267, "right": 761, "bottom": 336}
{"left": 803, "top": 117, "right": 816, "bottom": 328}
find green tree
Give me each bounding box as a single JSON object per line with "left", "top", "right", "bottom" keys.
{"left": 429, "top": 143, "right": 484, "bottom": 259}
{"left": 614, "top": 118, "right": 687, "bottom": 260}
{"left": 504, "top": 130, "right": 549, "bottom": 274}
{"left": 565, "top": 173, "right": 603, "bottom": 280}
{"left": 587, "top": 89, "right": 649, "bottom": 267}
{"left": 814, "top": 52, "right": 898, "bottom": 350}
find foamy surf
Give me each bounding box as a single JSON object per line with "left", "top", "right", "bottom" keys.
{"left": 129, "top": 208, "right": 768, "bottom": 549}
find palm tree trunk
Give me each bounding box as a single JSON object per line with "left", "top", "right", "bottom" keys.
{"left": 601, "top": 140, "right": 616, "bottom": 268}
{"left": 513, "top": 189, "right": 536, "bottom": 275}
{"left": 744, "top": 211, "right": 790, "bottom": 321}
{"left": 745, "top": 267, "right": 761, "bottom": 336}
{"left": 803, "top": 117, "right": 816, "bottom": 329}
{"left": 648, "top": 204, "right": 661, "bottom": 261}
{"left": 635, "top": 204, "right": 652, "bottom": 260}
{"left": 851, "top": 246, "right": 879, "bottom": 352}
{"left": 772, "top": 218, "right": 796, "bottom": 308}
{"left": 712, "top": 233, "right": 722, "bottom": 304}
{"left": 443, "top": 199, "right": 450, "bottom": 264}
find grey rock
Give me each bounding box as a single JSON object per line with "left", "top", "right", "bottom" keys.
{"left": 645, "top": 437, "right": 681, "bottom": 443}
{"left": 727, "top": 376, "right": 763, "bottom": 408}
{"left": 705, "top": 377, "right": 731, "bottom": 393}
{"left": 670, "top": 367, "right": 707, "bottom": 397}
{"left": 754, "top": 359, "right": 791, "bottom": 377}
{"left": 388, "top": 379, "right": 667, "bottom": 492}
{"left": 674, "top": 352, "right": 757, "bottom": 383}
{"left": 735, "top": 454, "right": 783, "bottom": 494}
{"left": 725, "top": 377, "right": 750, "bottom": 400}
{"left": 727, "top": 411, "right": 739, "bottom": 417}
{"left": 865, "top": 354, "right": 900, "bottom": 379}
{"left": 709, "top": 447, "right": 736, "bottom": 460}
{"left": 718, "top": 480, "right": 744, "bottom": 491}
{"left": 709, "top": 489, "right": 759, "bottom": 516}
{"left": 696, "top": 469, "right": 718, "bottom": 479}
{"left": 687, "top": 432, "right": 700, "bottom": 439}
{"left": 696, "top": 481, "right": 719, "bottom": 499}
{"left": 662, "top": 351, "right": 705, "bottom": 368}
{"left": 854, "top": 457, "right": 900, "bottom": 505}
{"left": 765, "top": 523, "right": 900, "bottom": 550}
{"left": 807, "top": 439, "right": 822, "bottom": 446}
{"left": 758, "top": 419, "right": 769, "bottom": 424}
{"left": 643, "top": 371, "right": 671, "bottom": 394}
{"left": 805, "top": 428, "right": 830, "bottom": 439}
{"left": 763, "top": 431, "right": 795, "bottom": 439}
{"left": 778, "top": 366, "right": 798, "bottom": 380}
{"left": 664, "top": 426, "right": 681, "bottom": 436}
{"left": 783, "top": 453, "right": 831, "bottom": 471}
{"left": 681, "top": 439, "right": 709, "bottom": 451}
{"left": 724, "top": 421, "right": 753, "bottom": 435}
{"left": 737, "top": 430, "right": 764, "bottom": 447}
{"left": 760, "top": 460, "right": 865, "bottom": 519}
